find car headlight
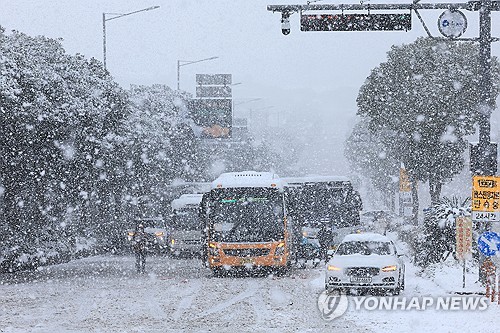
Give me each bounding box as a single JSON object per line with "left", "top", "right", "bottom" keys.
{"left": 381, "top": 265, "right": 397, "bottom": 272}
{"left": 327, "top": 265, "right": 342, "bottom": 271}
{"left": 275, "top": 242, "right": 285, "bottom": 256}
{"left": 208, "top": 242, "right": 219, "bottom": 256}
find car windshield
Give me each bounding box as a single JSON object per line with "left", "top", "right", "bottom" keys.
{"left": 210, "top": 193, "right": 284, "bottom": 243}
{"left": 173, "top": 209, "right": 202, "bottom": 230}
{"left": 132, "top": 218, "right": 165, "bottom": 230}
{"left": 336, "top": 240, "right": 393, "bottom": 255}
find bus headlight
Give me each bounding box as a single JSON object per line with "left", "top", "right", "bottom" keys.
{"left": 275, "top": 242, "right": 285, "bottom": 256}
{"left": 208, "top": 242, "right": 219, "bottom": 256}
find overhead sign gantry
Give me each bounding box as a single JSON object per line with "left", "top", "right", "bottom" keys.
{"left": 267, "top": 0, "right": 499, "bottom": 176}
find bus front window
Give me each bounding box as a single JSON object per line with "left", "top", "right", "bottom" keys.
{"left": 210, "top": 196, "right": 284, "bottom": 243}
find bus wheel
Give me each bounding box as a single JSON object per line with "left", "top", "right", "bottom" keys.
{"left": 211, "top": 268, "right": 223, "bottom": 278}
{"left": 275, "top": 266, "right": 289, "bottom": 277}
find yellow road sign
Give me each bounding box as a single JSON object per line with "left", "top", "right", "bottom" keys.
{"left": 472, "top": 176, "right": 500, "bottom": 213}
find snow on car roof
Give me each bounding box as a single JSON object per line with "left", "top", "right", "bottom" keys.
{"left": 341, "top": 232, "right": 392, "bottom": 243}
{"left": 211, "top": 171, "right": 283, "bottom": 189}
{"left": 171, "top": 193, "right": 204, "bottom": 210}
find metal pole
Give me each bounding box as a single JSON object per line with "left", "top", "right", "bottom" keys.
{"left": 102, "top": 6, "right": 160, "bottom": 71}
{"left": 477, "top": 0, "right": 494, "bottom": 285}
{"left": 177, "top": 60, "right": 181, "bottom": 90}
{"left": 478, "top": 0, "right": 493, "bottom": 147}
{"left": 103, "top": 13, "right": 107, "bottom": 70}
{"left": 463, "top": 260, "right": 466, "bottom": 288}
{"left": 176, "top": 57, "right": 218, "bottom": 91}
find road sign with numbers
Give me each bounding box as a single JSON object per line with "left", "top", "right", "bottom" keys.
{"left": 472, "top": 175, "right": 500, "bottom": 222}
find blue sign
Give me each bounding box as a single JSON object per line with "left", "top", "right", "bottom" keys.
{"left": 477, "top": 232, "right": 500, "bottom": 256}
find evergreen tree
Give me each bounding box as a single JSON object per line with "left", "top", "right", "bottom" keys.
{"left": 0, "top": 29, "right": 128, "bottom": 269}
{"left": 357, "top": 37, "right": 500, "bottom": 209}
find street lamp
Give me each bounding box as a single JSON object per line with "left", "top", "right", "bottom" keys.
{"left": 177, "top": 56, "right": 219, "bottom": 90}
{"left": 102, "top": 5, "right": 160, "bottom": 70}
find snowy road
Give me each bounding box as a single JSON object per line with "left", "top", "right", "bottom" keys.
{"left": 1, "top": 252, "right": 498, "bottom": 333}
{"left": 0, "top": 254, "right": 360, "bottom": 333}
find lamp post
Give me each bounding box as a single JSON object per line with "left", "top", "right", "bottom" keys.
{"left": 102, "top": 5, "right": 160, "bottom": 70}
{"left": 177, "top": 57, "right": 218, "bottom": 90}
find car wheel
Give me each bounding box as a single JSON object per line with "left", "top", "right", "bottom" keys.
{"left": 326, "top": 287, "right": 341, "bottom": 295}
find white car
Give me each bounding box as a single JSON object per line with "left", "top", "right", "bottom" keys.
{"left": 325, "top": 232, "right": 405, "bottom": 295}
{"left": 126, "top": 218, "right": 169, "bottom": 254}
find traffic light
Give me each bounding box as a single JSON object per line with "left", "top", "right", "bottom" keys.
{"left": 300, "top": 13, "right": 412, "bottom": 32}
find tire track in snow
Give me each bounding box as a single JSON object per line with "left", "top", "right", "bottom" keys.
{"left": 172, "top": 279, "right": 203, "bottom": 321}
{"left": 248, "top": 283, "right": 271, "bottom": 326}
{"left": 195, "top": 279, "right": 258, "bottom": 318}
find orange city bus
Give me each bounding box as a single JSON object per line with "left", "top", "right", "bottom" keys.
{"left": 200, "top": 171, "right": 294, "bottom": 276}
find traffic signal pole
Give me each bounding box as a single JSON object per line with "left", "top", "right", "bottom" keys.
{"left": 479, "top": 0, "right": 493, "bottom": 147}
{"left": 267, "top": 1, "right": 498, "bottom": 175}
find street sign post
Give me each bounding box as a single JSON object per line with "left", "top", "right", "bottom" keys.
{"left": 188, "top": 99, "right": 232, "bottom": 138}
{"left": 191, "top": 74, "right": 233, "bottom": 138}
{"left": 196, "top": 74, "right": 232, "bottom": 86}
{"left": 438, "top": 9, "right": 468, "bottom": 38}
{"left": 456, "top": 216, "right": 473, "bottom": 260}
{"left": 456, "top": 216, "right": 473, "bottom": 287}
{"left": 300, "top": 13, "right": 411, "bottom": 31}
{"left": 472, "top": 175, "right": 500, "bottom": 222}
{"left": 399, "top": 167, "right": 414, "bottom": 219}
{"left": 477, "top": 231, "right": 500, "bottom": 256}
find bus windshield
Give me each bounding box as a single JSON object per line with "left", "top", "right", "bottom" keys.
{"left": 209, "top": 190, "right": 284, "bottom": 243}
{"left": 289, "top": 183, "right": 361, "bottom": 228}
{"left": 301, "top": 188, "right": 343, "bottom": 216}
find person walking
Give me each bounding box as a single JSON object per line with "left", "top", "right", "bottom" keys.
{"left": 317, "top": 223, "right": 334, "bottom": 263}
{"left": 132, "top": 223, "right": 148, "bottom": 274}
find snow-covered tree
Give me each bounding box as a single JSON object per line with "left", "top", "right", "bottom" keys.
{"left": 0, "top": 29, "right": 128, "bottom": 269}
{"left": 357, "top": 37, "right": 500, "bottom": 211}
{"left": 344, "top": 118, "right": 399, "bottom": 209}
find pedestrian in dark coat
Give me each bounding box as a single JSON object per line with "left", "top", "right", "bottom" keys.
{"left": 132, "top": 223, "right": 147, "bottom": 273}
{"left": 317, "top": 224, "right": 334, "bottom": 262}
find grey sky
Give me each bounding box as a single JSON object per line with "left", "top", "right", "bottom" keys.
{"left": 1, "top": 0, "right": 499, "bottom": 175}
